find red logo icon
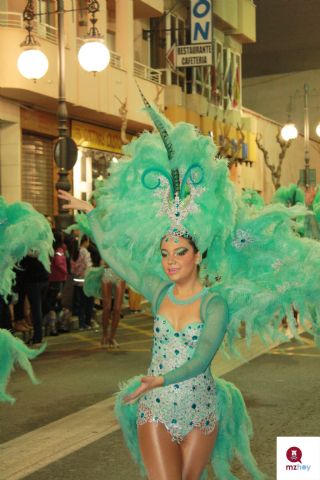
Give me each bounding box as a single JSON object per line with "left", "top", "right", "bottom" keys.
{"left": 286, "top": 446, "right": 302, "bottom": 463}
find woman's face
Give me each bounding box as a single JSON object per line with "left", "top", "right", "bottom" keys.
{"left": 161, "top": 236, "right": 200, "bottom": 282}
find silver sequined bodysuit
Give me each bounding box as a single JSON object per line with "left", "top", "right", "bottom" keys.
{"left": 137, "top": 314, "right": 217, "bottom": 443}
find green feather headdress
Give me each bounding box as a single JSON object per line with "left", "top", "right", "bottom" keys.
{"left": 137, "top": 88, "right": 210, "bottom": 243}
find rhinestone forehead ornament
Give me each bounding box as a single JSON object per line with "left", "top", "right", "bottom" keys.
{"left": 138, "top": 86, "right": 206, "bottom": 242}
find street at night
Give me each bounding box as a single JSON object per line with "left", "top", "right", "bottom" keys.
{"left": 2, "top": 1, "right": 320, "bottom": 479}
{"left": 1, "top": 311, "right": 319, "bottom": 480}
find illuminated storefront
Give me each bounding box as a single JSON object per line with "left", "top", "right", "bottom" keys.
{"left": 71, "top": 121, "right": 127, "bottom": 201}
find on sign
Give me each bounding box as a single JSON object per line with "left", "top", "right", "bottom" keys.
{"left": 191, "top": 0, "right": 212, "bottom": 44}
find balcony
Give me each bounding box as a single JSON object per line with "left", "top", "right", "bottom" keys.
{"left": 133, "top": 0, "right": 164, "bottom": 18}
{"left": 213, "top": 0, "right": 256, "bottom": 44}
{"left": 0, "top": 11, "right": 57, "bottom": 43}
{"left": 133, "top": 61, "right": 162, "bottom": 84}
{"left": 0, "top": 11, "right": 164, "bottom": 131}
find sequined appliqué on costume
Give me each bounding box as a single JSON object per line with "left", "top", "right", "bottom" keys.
{"left": 137, "top": 315, "right": 217, "bottom": 443}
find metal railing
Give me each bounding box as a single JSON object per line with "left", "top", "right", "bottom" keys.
{"left": 158, "top": 68, "right": 187, "bottom": 91}
{"left": 0, "top": 11, "right": 57, "bottom": 43}
{"left": 0, "top": 11, "right": 23, "bottom": 28}
{"left": 133, "top": 61, "right": 162, "bottom": 84}
{"left": 110, "top": 51, "right": 122, "bottom": 69}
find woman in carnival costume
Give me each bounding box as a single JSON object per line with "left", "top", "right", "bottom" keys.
{"left": 59, "top": 93, "right": 320, "bottom": 480}
{"left": 0, "top": 196, "right": 53, "bottom": 403}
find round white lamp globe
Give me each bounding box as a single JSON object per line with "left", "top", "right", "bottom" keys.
{"left": 280, "top": 122, "right": 298, "bottom": 142}
{"left": 316, "top": 122, "right": 320, "bottom": 138}
{"left": 17, "top": 48, "right": 49, "bottom": 80}
{"left": 78, "top": 40, "right": 110, "bottom": 73}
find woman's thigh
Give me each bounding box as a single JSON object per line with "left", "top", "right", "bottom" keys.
{"left": 180, "top": 425, "right": 218, "bottom": 480}
{"left": 138, "top": 422, "right": 182, "bottom": 480}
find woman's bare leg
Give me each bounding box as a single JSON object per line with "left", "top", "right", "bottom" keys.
{"left": 181, "top": 426, "right": 218, "bottom": 480}
{"left": 109, "top": 280, "right": 125, "bottom": 345}
{"left": 101, "top": 281, "right": 112, "bottom": 346}
{"left": 138, "top": 422, "right": 182, "bottom": 480}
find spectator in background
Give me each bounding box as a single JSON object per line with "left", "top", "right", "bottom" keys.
{"left": 14, "top": 252, "right": 49, "bottom": 346}
{"left": 71, "top": 235, "right": 94, "bottom": 330}
{"left": 44, "top": 230, "right": 68, "bottom": 335}
{"left": 88, "top": 239, "right": 101, "bottom": 267}
{"left": 0, "top": 295, "right": 13, "bottom": 331}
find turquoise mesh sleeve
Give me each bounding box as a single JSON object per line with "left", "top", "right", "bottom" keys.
{"left": 87, "top": 210, "right": 162, "bottom": 302}
{"left": 163, "top": 295, "right": 228, "bottom": 386}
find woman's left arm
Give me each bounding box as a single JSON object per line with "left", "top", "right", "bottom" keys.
{"left": 162, "top": 295, "right": 228, "bottom": 386}
{"left": 124, "top": 295, "right": 228, "bottom": 403}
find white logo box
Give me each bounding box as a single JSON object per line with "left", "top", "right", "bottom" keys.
{"left": 277, "top": 437, "right": 320, "bottom": 480}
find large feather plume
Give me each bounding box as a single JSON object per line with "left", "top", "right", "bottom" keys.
{"left": 0, "top": 197, "right": 53, "bottom": 299}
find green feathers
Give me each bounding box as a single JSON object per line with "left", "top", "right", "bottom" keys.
{"left": 0, "top": 329, "right": 46, "bottom": 404}
{"left": 0, "top": 196, "right": 53, "bottom": 299}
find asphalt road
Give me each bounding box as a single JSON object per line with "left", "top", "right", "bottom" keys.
{"left": 1, "top": 311, "right": 319, "bottom": 480}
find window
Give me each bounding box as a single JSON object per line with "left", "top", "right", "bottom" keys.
{"left": 223, "top": 48, "right": 241, "bottom": 110}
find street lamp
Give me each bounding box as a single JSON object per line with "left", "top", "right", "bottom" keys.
{"left": 280, "top": 122, "right": 298, "bottom": 142}
{"left": 17, "top": 0, "right": 110, "bottom": 79}
{"left": 78, "top": 39, "right": 110, "bottom": 73}
{"left": 17, "top": 0, "right": 110, "bottom": 229}
{"left": 281, "top": 84, "right": 320, "bottom": 188}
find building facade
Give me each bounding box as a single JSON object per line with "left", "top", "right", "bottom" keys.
{"left": 1, "top": 0, "right": 266, "bottom": 217}
{"left": 242, "top": 0, "right": 320, "bottom": 199}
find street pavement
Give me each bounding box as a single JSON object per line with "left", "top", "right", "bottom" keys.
{"left": 0, "top": 310, "right": 319, "bottom": 480}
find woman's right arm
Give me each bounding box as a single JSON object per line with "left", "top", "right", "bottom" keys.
{"left": 58, "top": 190, "right": 162, "bottom": 302}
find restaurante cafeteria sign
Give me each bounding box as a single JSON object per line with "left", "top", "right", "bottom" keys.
{"left": 176, "top": 43, "right": 212, "bottom": 67}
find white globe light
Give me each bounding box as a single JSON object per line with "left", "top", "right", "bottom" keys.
{"left": 78, "top": 40, "right": 110, "bottom": 73}
{"left": 17, "top": 48, "right": 48, "bottom": 80}
{"left": 316, "top": 122, "right": 320, "bottom": 138}
{"left": 281, "top": 122, "right": 298, "bottom": 142}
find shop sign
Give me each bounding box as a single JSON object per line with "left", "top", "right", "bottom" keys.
{"left": 190, "top": 0, "right": 212, "bottom": 44}
{"left": 176, "top": 43, "right": 212, "bottom": 67}
{"left": 72, "top": 121, "right": 128, "bottom": 153}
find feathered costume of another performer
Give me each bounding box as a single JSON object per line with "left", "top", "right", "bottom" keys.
{"left": 75, "top": 98, "right": 320, "bottom": 479}
{"left": 0, "top": 196, "right": 53, "bottom": 402}
{"left": 271, "top": 183, "right": 320, "bottom": 239}
{"left": 241, "top": 188, "right": 265, "bottom": 213}
{"left": 0, "top": 329, "right": 46, "bottom": 404}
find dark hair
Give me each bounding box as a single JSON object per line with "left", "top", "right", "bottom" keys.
{"left": 160, "top": 234, "right": 207, "bottom": 262}
{"left": 160, "top": 234, "right": 201, "bottom": 253}
{"left": 53, "top": 230, "right": 64, "bottom": 250}
{"left": 70, "top": 237, "right": 80, "bottom": 262}
{"left": 80, "top": 234, "right": 89, "bottom": 246}
{"left": 185, "top": 235, "right": 199, "bottom": 254}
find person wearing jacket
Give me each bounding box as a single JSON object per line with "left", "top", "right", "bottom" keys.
{"left": 71, "top": 234, "right": 94, "bottom": 330}
{"left": 44, "top": 230, "right": 68, "bottom": 335}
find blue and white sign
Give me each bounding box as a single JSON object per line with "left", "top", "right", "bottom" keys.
{"left": 191, "top": 0, "right": 212, "bottom": 44}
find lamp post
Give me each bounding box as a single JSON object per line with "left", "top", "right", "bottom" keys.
{"left": 281, "top": 83, "right": 320, "bottom": 188}
{"left": 17, "top": 0, "right": 110, "bottom": 229}
{"left": 303, "top": 83, "right": 311, "bottom": 188}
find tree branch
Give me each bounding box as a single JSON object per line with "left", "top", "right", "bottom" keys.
{"left": 256, "top": 130, "right": 292, "bottom": 190}
{"left": 115, "top": 96, "right": 129, "bottom": 145}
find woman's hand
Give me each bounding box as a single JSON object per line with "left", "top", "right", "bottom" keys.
{"left": 124, "top": 376, "right": 164, "bottom": 404}
{"left": 57, "top": 190, "right": 94, "bottom": 213}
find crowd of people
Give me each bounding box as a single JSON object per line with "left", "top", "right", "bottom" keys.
{"left": 0, "top": 224, "right": 143, "bottom": 348}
